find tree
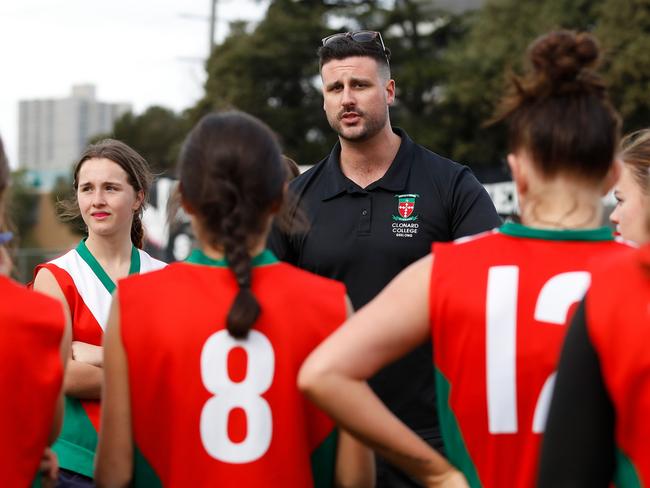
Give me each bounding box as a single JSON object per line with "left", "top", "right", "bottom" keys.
{"left": 93, "top": 106, "right": 189, "bottom": 175}
{"left": 434, "top": 0, "right": 604, "bottom": 169}
{"left": 192, "top": 0, "right": 650, "bottom": 173}
{"left": 6, "top": 170, "right": 40, "bottom": 246}
{"left": 595, "top": 0, "right": 650, "bottom": 133}
{"left": 195, "top": 0, "right": 470, "bottom": 165}
{"left": 193, "top": 0, "right": 335, "bottom": 165}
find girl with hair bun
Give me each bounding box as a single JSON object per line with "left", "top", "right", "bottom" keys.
{"left": 610, "top": 129, "right": 650, "bottom": 244}
{"left": 95, "top": 111, "right": 372, "bottom": 487}
{"left": 32, "top": 139, "right": 166, "bottom": 486}
{"left": 299, "top": 30, "right": 632, "bottom": 488}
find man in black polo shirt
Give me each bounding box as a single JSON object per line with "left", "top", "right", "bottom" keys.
{"left": 268, "top": 31, "right": 501, "bottom": 486}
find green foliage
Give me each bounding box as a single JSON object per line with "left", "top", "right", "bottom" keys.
{"left": 127, "top": 0, "right": 650, "bottom": 173}
{"left": 93, "top": 106, "right": 189, "bottom": 176}
{"left": 6, "top": 169, "right": 40, "bottom": 244}
{"left": 437, "top": 0, "right": 603, "bottom": 167}
{"left": 595, "top": 0, "right": 650, "bottom": 132}
{"left": 193, "top": 0, "right": 336, "bottom": 165}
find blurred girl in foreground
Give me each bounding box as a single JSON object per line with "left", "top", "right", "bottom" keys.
{"left": 0, "top": 135, "right": 70, "bottom": 487}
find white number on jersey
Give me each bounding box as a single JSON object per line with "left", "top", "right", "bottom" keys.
{"left": 486, "top": 267, "right": 590, "bottom": 434}
{"left": 200, "top": 329, "right": 275, "bottom": 463}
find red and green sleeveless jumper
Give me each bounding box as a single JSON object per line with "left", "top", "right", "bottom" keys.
{"left": 429, "top": 222, "right": 631, "bottom": 488}
{"left": 1, "top": 275, "right": 65, "bottom": 487}
{"left": 33, "top": 239, "right": 166, "bottom": 477}
{"left": 586, "top": 244, "right": 650, "bottom": 487}
{"left": 117, "top": 249, "right": 345, "bottom": 487}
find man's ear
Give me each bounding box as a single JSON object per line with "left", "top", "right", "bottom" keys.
{"left": 385, "top": 79, "right": 396, "bottom": 106}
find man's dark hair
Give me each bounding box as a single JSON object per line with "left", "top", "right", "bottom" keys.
{"left": 318, "top": 35, "right": 391, "bottom": 76}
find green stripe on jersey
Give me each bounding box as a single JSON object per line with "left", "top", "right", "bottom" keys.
{"left": 615, "top": 448, "right": 642, "bottom": 488}
{"left": 133, "top": 445, "right": 163, "bottom": 487}
{"left": 53, "top": 397, "right": 98, "bottom": 477}
{"left": 311, "top": 429, "right": 338, "bottom": 488}
{"left": 186, "top": 248, "right": 279, "bottom": 267}
{"left": 76, "top": 238, "right": 140, "bottom": 294}
{"left": 500, "top": 222, "right": 614, "bottom": 241}
{"left": 31, "top": 473, "right": 42, "bottom": 488}
{"left": 435, "top": 367, "right": 482, "bottom": 488}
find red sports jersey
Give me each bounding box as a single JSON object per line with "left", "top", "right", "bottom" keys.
{"left": 0, "top": 276, "right": 64, "bottom": 487}
{"left": 429, "top": 222, "right": 630, "bottom": 488}
{"left": 118, "top": 249, "right": 346, "bottom": 487}
{"left": 32, "top": 240, "right": 165, "bottom": 477}
{"left": 586, "top": 244, "right": 650, "bottom": 487}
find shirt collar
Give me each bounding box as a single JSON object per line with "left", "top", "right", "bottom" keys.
{"left": 322, "top": 128, "right": 414, "bottom": 201}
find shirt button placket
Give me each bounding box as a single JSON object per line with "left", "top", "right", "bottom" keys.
{"left": 359, "top": 196, "right": 372, "bottom": 234}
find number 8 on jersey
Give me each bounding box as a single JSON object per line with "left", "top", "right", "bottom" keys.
{"left": 200, "top": 330, "right": 275, "bottom": 463}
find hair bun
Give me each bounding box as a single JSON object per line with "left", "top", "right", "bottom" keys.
{"left": 529, "top": 30, "right": 601, "bottom": 92}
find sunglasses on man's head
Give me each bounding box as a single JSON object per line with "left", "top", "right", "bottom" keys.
{"left": 321, "top": 30, "right": 389, "bottom": 63}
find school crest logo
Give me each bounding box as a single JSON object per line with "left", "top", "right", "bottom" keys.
{"left": 393, "top": 194, "right": 419, "bottom": 222}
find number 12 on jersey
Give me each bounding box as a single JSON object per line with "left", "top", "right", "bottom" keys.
{"left": 200, "top": 330, "right": 275, "bottom": 463}
{"left": 486, "top": 266, "right": 590, "bottom": 434}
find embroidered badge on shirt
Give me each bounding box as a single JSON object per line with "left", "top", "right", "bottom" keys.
{"left": 393, "top": 194, "right": 419, "bottom": 221}
{"left": 392, "top": 194, "right": 420, "bottom": 238}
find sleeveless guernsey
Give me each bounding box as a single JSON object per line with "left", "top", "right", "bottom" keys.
{"left": 119, "top": 249, "right": 346, "bottom": 487}
{"left": 586, "top": 245, "right": 650, "bottom": 486}
{"left": 33, "top": 239, "right": 166, "bottom": 477}
{"left": 1, "top": 276, "right": 65, "bottom": 487}
{"left": 429, "top": 222, "right": 630, "bottom": 488}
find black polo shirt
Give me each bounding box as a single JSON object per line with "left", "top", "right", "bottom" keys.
{"left": 268, "top": 128, "right": 501, "bottom": 440}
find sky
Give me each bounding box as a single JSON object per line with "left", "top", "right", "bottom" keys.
{"left": 0, "top": 0, "right": 270, "bottom": 168}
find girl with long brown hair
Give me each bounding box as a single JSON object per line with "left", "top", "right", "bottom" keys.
{"left": 32, "top": 139, "right": 166, "bottom": 486}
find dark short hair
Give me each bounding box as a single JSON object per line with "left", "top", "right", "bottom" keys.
{"left": 318, "top": 35, "right": 391, "bottom": 75}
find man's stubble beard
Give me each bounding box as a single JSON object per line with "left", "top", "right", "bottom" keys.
{"left": 329, "top": 107, "right": 389, "bottom": 143}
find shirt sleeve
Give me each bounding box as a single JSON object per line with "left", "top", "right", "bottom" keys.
{"left": 537, "top": 298, "right": 615, "bottom": 488}
{"left": 449, "top": 167, "right": 502, "bottom": 239}
{"left": 266, "top": 221, "right": 295, "bottom": 264}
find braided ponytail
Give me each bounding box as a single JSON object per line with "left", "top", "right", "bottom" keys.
{"left": 222, "top": 220, "right": 260, "bottom": 338}
{"left": 131, "top": 213, "right": 145, "bottom": 249}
